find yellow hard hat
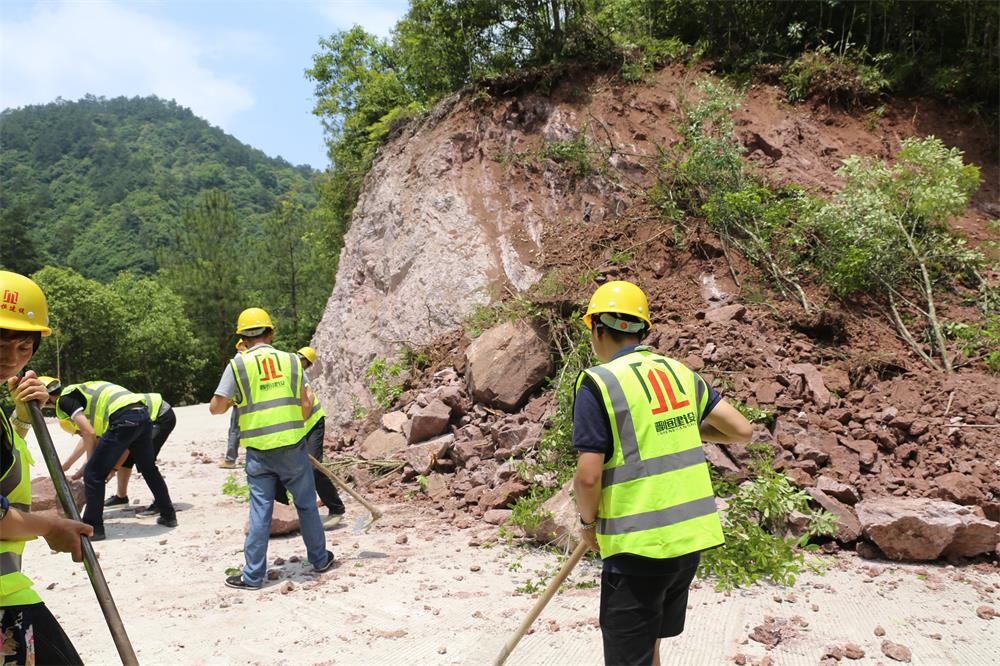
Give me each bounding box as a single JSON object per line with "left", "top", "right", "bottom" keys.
{"left": 583, "top": 280, "right": 652, "bottom": 331}
{"left": 297, "top": 346, "right": 317, "bottom": 366}
{"left": 0, "top": 271, "right": 52, "bottom": 336}
{"left": 59, "top": 418, "right": 78, "bottom": 434}
{"left": 235, "top": 307, "right": 273, "bottom": 335}
{"left": 35, "top": 376, "right": 62, "bottom": 394}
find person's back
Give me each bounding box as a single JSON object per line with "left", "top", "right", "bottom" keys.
{"left": 572, "top": 280, "right": 752, "bottom": 666}
{"left": 210, "top": 308, "right": 334, "bottom": 590}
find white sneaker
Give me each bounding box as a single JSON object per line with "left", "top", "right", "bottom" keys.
{"left": 322, "top": 514, "right": 343, "bottom": 529}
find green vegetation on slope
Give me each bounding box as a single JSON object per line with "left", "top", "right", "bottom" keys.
{"left": 0, "top": 95, "right": 316, "bottom": 280}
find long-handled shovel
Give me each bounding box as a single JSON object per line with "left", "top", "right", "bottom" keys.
{"left": 27, "top": 401, "right": 139, "bottom": 666}
{"left": 308, "top": 454, "right": 382, "bottom": 532}
{"left": 493, "top": 540, "right": 589, "bottom": 666}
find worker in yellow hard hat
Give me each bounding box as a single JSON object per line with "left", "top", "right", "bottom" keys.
{"left": 209, "top": 308, "right": 333, "bottom": 589}
{"left": 572, "top": 280, "right": 753, "bottom": 665}
{"left": 296, "top": 346, "right": 345, "bottom": 528}
{"left": 1, "top": 271, "right": 90, "bottom": 663}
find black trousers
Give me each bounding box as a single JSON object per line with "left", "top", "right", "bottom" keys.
{"left": 599, "top": 564, "right": 699, "bottom": 665}
{"left": 0, "top": 603, "right": 82, "bottom": 665}
{"left": 305, "top": 418, "right": 344, "bottom": 513}
{"left": 121, "top": 407, "right": 176, "bottom": 469}
{"left": 81, "top": 408, "right": 174, "bottom": 527}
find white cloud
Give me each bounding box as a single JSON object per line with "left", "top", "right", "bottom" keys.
{"left": 312, "top": 0, "right": 408, "bottom": 38}
{"left": 0, "top": 1, "right": 255, "bottom": 129}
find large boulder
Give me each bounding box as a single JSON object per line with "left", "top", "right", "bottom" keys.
{"left": 244, "top": 503, "right": 299, "bottom": 537}
{"left": 856, "top": 497, "right": 1000, "bottom": 561}
{"left": 478, "top": 478, "right": 531, "bottom": 510}
{"left": 359, "top": 430, "right": 407, "bottom": 460}
{"left": 522, "top": 479, "right": 578, "bottom": 548}
{"left": 407, "top": 399, "right": 452, "bottom": 444}
{"left": 29, "top": 476, "right": 86, "bottom": 514}
{"left": 465, "top": 320, "right": 552, "bottom": 411}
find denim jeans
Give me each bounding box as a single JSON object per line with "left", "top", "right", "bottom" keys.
{"left": 305, "top": 417, "right": 345, "bottom": 513}
{"left": 82, "top": 407, "right": 175, "bottom": 528}
{"left": 242, "top": 441, "right": 328, "bottom": 586}
{"left": 225, "top": 409, "right": 240, "bottom": 462}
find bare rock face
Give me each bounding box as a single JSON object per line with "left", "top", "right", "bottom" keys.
{"left": 520, "top": 479, "right": 578, "bottom": 547}
{"left": 360, "top": 430, "right": 407, "bottom": 460}
{"left": 309, "top": 97, "right": 545, "bottom": 429}
{"left": 29, "top": 476, "right": 86, "bottom": 514}
{"left": 244, "top": 503, "right": 299, "bottom": 537}
{"left": 466, "top": 320, "right": 553, "bottom": 411}
{"left": 408, "top": 399, "right": 452, "bottom": 444}
{"left": 856, "top": 497, "right": 1000, "bottom": 560}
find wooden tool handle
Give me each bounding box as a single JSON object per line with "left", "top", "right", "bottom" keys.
{"left": 28, "top": 401, "right": 139, "bottom": 666}
{"left": 308, "top": 454, "right": 382, "bottom": 519}
{"left": 492, "top": 540, "right": 589, "bottom": 666}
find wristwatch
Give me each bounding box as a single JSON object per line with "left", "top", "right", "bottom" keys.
{"left": 578, "top": 514, "right": 597, "bottom": 530}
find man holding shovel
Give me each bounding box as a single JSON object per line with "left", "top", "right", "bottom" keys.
{"left": 1, "top": 270, "right": 92, "bottom": 664}
{"left": 572, "top": 281, "right": 752, "bottom": 666}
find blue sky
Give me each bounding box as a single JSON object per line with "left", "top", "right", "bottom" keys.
{"left": 0, "top": 0, "right": 410, "bottom": 169}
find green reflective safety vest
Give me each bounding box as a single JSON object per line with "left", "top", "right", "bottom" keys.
{"left": 231, "top": 345, "right": 306, "bottom": 450}
{"left": 1, "top": 410, "right": 42, "bottom": 606}
{"left": 55, "top": 381, "right": 145, "bottom": 437}
{"left": 139, "top": 393, "right": 166, "bottom": 421}
{"left": 577, "top": 348, "right": 724, "bottom": 560}
{"left": 304, "top": 392, "right": 324, "bottom": 432}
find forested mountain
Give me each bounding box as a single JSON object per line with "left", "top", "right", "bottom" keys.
{"left": 0, "top": 95, "right": 317, "bottom": 280}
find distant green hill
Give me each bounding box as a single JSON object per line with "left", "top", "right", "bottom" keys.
{"left": 0, "top": 95, "right": 318, "bottom": 280}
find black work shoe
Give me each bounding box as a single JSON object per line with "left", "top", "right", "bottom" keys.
{"left": 137, "top": 502, "right": 160, "bottom": 516}
{"left": 314, "top": 550, "right": 336, "bottom": 573}
{"left": 157, "top": 514, "right": 178, "bottom": 528}
{"left": 89, "top": 526, "right": 106, "bottom": 542}
{"left": 104, "top": 494, "right": 128, "bottom": 507}
{"left": 225, "top": 575, "right": 261, "bottom": 590}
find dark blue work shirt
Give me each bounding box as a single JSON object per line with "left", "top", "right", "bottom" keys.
{"left": 572, "top": 345, "right": 721, "bottom": 576}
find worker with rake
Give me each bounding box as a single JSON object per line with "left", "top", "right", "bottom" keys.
{"left": 573, "top": 281, "right": 752, "bottom": 665}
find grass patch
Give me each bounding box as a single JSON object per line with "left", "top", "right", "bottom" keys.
{"left": 222, "top": 473, "right": 249, "bottom": 503}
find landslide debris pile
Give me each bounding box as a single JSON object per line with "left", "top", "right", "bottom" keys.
{"left": 331, "top": 302, "right": 999, "bottom": 562}
{"left": 316, "top": 66, "right": 998, "bottom": 564}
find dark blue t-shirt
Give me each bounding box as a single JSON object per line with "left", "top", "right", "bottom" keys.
{"left": 572, "top": 345, "right": 721, "bottom": 576}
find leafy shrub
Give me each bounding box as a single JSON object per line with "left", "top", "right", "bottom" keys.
{"left": 540, "top": 130, "right": 602, "bottom": 179}
{"left": 366, "top": 358, "right": 407, "bottom": 409}
{"left": 698, "top": 446, "right": 837, "bottom": 591}
{"left": 808, "top": 136, "right": 982, "bottom": 371}
{"left": 222, "top": 473, "right": 249, "bottom": 503}
{"left": 781, "top": 46, "right": 889, "bottom": 106}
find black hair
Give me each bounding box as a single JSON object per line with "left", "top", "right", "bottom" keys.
{"left": 593, "top": 313, "right": 648, "bottom": 343}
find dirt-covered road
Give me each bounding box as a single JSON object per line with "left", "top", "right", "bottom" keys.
{"left": 20, "top": 405, "right": 999, "bottom": 665}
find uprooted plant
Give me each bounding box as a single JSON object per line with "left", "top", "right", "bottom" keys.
{"left": 698, "top": 445, "right": 838, "bottom": 592}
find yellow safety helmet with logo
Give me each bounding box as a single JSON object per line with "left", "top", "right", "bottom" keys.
{"left": 297, "top": 346, "right": 317, "bottom": 366}
{"left": 583, "top": 280, "right": 652, "bottom": 332}
{"left": 35, "top": 375, "right": 62, "bottom": 397}
{"left": 236, "top": 307, "right": 274, "bottom": 335}
{"left": 0, "top": 271, "right": 52, "bottom": 336}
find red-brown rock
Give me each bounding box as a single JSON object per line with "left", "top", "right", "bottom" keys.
{"left": 789, "top": 363, "right": 832, "bottom": 408}
{"left": 29, "top": 476, "right": 86, "bottom": 514}
{"left": 856, "top": 497, "right": 1000, "bottom": 560}
{"left": 880, "top": 640, "right": 911, "bottom": 662}
{"left": 479, "top": 479, "right": 530, "bottom": 510}
{"left": 816, "top": 476, "right": 860, "bottom": 505}
{"left": 244, "top": 502, "right": 299, "bottom": 536}
{"left": 408, "top": 399, "right": 452, "bottom": 444}
{"left": 360, "top": 430, "right": 407, "bottom": 460}
{"left": 934, "top": 472, "right": 985, "bottom": 505}
{"left": 704, "top": 304, "right": 747, "bottom": 323}
{"left": 465, "top": 320, "right": 553, "bottom": 411}
{"left": 807, "top": 488, "right": 862, "bottom": 543}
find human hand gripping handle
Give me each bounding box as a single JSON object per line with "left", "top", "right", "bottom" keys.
{"left": 26, "top": 400, "right": 140, "bottom": 666}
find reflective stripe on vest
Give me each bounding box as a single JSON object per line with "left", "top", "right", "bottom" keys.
{"left": 232, "top": 346, "right": 305, "bottom": 450}
{"left": 56, "top": 381, "right": 145, "bottom": 436}
{"left": 580, "top": 349, "right": 724, "bottom": 560}
{"left": 142, "top": 393, "right": 164, "bottom": 422}
{"left": 1, "top": 410, "right": 42, "bottom": 606}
